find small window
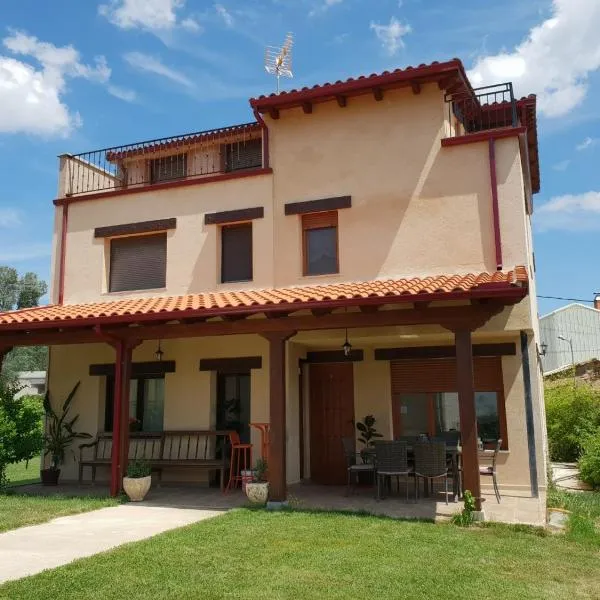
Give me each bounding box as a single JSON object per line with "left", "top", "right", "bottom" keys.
{"left": 223, "top": 139, "right": 262, "bottom": 172}
{"left": 109, "top": 233, "right": 167, "bottom": 292}
{"left": 221, "top": 223, "right": 253, "bottom": 283}
{"left": 150, "top": 153, "right": 187, "bottom": 183}
{"left": 302, "top": 211, "right": 339, "bottom": 276}
{"left": 105, "top": 376, "right": 165, "bottom": 432}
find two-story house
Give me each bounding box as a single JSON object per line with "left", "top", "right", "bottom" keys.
{"left": 0, "top": 59, "right": 545, "bottom": 513}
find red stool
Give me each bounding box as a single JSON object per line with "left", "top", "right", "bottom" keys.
{"left": 226, "top": 431, "right": 252, "bottom": 493}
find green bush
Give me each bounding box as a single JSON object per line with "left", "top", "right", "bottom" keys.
{"left": 0, "top": 381, "right": 44, "bottom": 487}
{"left": 545, "top": 382, "right": 600, "bottom": 461}
{"left": 578, "top": 433, "right": 600, "bottom": 489}
{"left": 126, "top": 460, "right": 151, "bottom": 478}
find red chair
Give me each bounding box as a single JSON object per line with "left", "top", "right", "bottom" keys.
{"left": 226, "top": 431, "right": 252, "bottom": 493}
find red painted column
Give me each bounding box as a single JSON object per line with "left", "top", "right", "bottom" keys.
{"left": 455, "top": 328, "right": 482, "bottom": 511}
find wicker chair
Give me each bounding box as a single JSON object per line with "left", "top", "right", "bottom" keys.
{"left": 341, "top": 437, "right": 375, "bottom": 496}
{"left": 413, "top": 441, "right": 449, "bottom": 505}
{"left": 480, "top": 438, "right": 502, "bottom": 502}
{"left": 373, "top": 441, "right": 412, "bottom": 501}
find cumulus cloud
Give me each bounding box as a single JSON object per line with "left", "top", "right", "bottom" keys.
{"left": 536, "top": 191, "right": 600, "bottom": 231}
{"left": 124, "top": 51, "right": 193, "bottom": 88}
{"left": 468, "top": 0, "right": 600, "bottom": 117}
{"left": 370, "top": 17, "right": 411, "bottom": 55}
{"left": 0, "top": 30, "right": 112, "bottom": 136}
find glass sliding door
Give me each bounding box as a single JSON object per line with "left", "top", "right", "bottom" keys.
{"left": 395, "top": 393, "right": 430, "bottom": 437}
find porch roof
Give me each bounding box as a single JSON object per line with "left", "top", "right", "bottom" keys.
{"left": 0, "top": 267, "right": 527, "bottom": 336}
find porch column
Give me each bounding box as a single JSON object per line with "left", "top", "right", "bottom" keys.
{"left": 455, "top": 328, "right": 482, "bottom": 511}
{"left": 261, "top": 331, "right": 296, "bottom": 503}
{"left": 110, "top": 339, "right": 135, "bottom": 497}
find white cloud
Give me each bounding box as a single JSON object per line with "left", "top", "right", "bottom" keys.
{"left": 536, "top": 191, "right": 600, "bottom": 231}
{"left": 0, "top": 208, "right": 21, "bottom": 228}
{"left": 180, "top": 17, "right": 202, "bottom": 32}
{"left": 370, "top": 17, "right": 411, "bottom": 55}
{"left": 0, "top": 30, "right": 111, "bottom": 137}
{"left": 552, "top": 159, "right": 570, "bottom": 172}
{"left": 107, "top": 85, "right": 137, "bottom": 102}
{"left": 468, "top": 0, "right": 600, "bottom": 117}
{"left": 576, "top": 136, "right": 598, "bottom": 151}
{"left": 309, "top": 0, "right": 344, "bottom": 17}
{"left": 0, "top": 243, "right": 51, "bottom": 262}
{"left": 99, "top": 0, "right": 185, "bottom": 30}
{"left": 214, "top": 4, "right": 234, "bottom": 27}
{"left": 124, "top": 51, "right": 193, "bottom": 88}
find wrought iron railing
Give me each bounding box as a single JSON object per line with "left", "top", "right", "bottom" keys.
{"left": 59, "top": 122, "right": 263, "bottom": 197}
{"left": 444, "top": 83, "right": 518, "bottom": 137}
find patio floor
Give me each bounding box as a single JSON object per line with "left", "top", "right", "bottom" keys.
{"left": 14, "top": 481, "right": 546, "bottom": 526}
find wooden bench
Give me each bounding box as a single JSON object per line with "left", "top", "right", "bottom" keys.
{"left": 79, "top": 430, "right": 233, "bottom": 490}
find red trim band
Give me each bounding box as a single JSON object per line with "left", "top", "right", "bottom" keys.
{"left": 441, "top": 127, "right": 527, "bottom": 148}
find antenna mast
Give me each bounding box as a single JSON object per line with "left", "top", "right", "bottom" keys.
{"left": 265, "top": 33, "right": 294, "bottom": 93}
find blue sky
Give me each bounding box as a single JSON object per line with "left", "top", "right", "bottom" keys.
{"left": 0, "top": 0, "right": 598, "bottom": 315}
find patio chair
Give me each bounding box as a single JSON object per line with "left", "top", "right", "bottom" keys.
{"left": 413, "top": 441, "right": 449, "bottom": 505}
{"left": 341, "top": 437, "right": 375, "bottom": 496}
{"left": 480, "top": 438, "right": 502, "bottom": 503}
{"left": 437, "top": 430, "right": 461, "bottom": 448}
{"left": 373, "top": 441, "right": 412, "bottom": 502}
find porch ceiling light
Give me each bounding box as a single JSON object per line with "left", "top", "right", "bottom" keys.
{"left": 342, "top": 329, "right": 352, "bottom": 358}
{"left": 155, "top": 340, "right": 164, "bottom": 362}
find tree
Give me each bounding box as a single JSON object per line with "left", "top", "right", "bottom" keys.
{"left": 0, "top": 380, "right": 44, "bottom": 487}
{"left": 0, "top": 266, "right": 18, "bottom": 312}
{"left": 17, "top": 272, "right": 48, "bottom": 309}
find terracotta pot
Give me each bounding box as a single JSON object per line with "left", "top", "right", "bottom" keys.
{"left": 123, "top": 475, "right": 152, "bottom": 501}
{"left": 245, "top": 482, "right": 269, "bottom": 505}
{"left": 41, "top": 468, "right": 60, "bottom": 486}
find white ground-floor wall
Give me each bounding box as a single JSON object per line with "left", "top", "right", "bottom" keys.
{"left": 46, "top": 324, "right": 547, "bottom": 494}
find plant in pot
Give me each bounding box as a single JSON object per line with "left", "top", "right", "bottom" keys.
{"left": 245, "top": 458, "right": 269, "bottom": 505}
{"left": 123, "top": 459, "right": 152, "bottom": 501}
{"left": 42, "top": 382, "right": 91, "bottom": 485}
{"left": 356, "top": 415, "right": 382, "bottom": 485}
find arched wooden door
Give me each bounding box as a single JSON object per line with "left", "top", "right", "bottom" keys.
{"left": 309, "top": 362, "right": 355, "bottom": 485}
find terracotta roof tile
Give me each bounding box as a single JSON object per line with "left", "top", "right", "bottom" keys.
{"left": 0, "top": 268, "right": 527, "bottom": 328}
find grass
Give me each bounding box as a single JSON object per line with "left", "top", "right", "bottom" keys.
{"left": 547, "top": 487, "right": 600, "bottom": 547}
{"left": 0, "top": 493, "right": 119, "bottom": 533}
{"left": 5, "top": 457, "right": 41, "bottom": 487}
{"left": 1, "top": 509, "right": 600, "bottom": 600}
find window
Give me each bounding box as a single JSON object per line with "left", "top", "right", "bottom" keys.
{"left": 109, "top": 233, "right": 167, "bottom": 292}
{"left": 302, "top": 211, "right": 339, "bottom": 276}
{"left": 104, "top": 376, "right": 165, "bottom": 432}
{"left": 223, "top": 139, "right": 262, "bottom": 172}
{"left": 150, "top": 153, "right": 187, "bottom": 183}
{"left": 221, "top": 223, "right": 253, "bottom": 283}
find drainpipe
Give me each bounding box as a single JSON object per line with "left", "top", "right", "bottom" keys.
{"left": 252, "top": 107, "right": 270, "bottom": 169}
{"left": 520, "top": 330, "right": 539, "bottom": 498}
{"left": 57, "top": 202, "right": 69, "bottom": 305}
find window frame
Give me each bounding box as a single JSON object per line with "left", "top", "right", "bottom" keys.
{"left": 220, "top": 222, "right": 253, "bottom": 284}
{"left": 149, "top": 152, "right": 188, "bottom": 184}
{"left": 222, "top": 139, "right": 262, "bottom": 173}
{"left": 302, "top": 211, "right": 340, "bottom": 276}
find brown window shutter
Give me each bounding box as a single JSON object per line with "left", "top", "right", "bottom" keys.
{"left": 109, "top": 233, "right": 167, "bottom": 292}
{"left": 150, "top": 153, "right": 187, "bottom": 183}
{"left": 221, "top": 223, "right": 253, "bottom": 283}
{"left": 302, "top": 211, "right": 338, "bottom": 230}
{"left": 224, "top": 139, "right": 262, "bottom": 172}
{"left": 390, "top": 357, "right": 503, "bottom": 393}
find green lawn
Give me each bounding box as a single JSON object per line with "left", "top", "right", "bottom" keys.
{"left": 5, "top": 457, "right": 41, "bottom": 487}
{"left": 1, "top": 509, "right": 599, "bottom": 600}
{"left": 547, "top": 487, "right": 600, "bottom": 547}
{"left": 0, "top": 493, "right": 119, "bottom": 533}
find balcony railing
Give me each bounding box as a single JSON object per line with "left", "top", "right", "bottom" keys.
{"left": 59, "top": 122, "right": 264, "bottom": 197}
{"left": 444, "top": 83, "right": 518, "bottom": 138}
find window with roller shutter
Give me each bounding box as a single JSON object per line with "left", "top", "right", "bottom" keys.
{"left": 221, "top": 223, "right": 253, "bottom": 283}
{"left": 109, "top": 233, "right": 167, "bottom": 292}
{"left": 222, "top": 139, "right": 262, "bottom": 172}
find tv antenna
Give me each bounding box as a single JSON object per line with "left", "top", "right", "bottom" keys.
{"left": 265, "top": 33, "right": 293, "bottom": 93}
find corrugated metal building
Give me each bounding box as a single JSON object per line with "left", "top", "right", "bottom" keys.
{"left": 540, "top": 303, "right": 600, "bottom": 374}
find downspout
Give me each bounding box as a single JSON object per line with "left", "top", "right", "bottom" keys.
{"left": 520, "top": 330, "right": 539, "bottom": 498}
{"left": 57, "top": 202, "right": 69, "bottom": 305}
{"left": 252, "top": 107, "right": 270, "bottom": 169}
{"left": 488, "top": 138, "right": 503, "bottom": 271}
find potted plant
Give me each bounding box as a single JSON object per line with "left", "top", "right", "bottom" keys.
{"left": 356, "top": 414, "right": 383, "bottom": 461}
{"left": 42, "top": 382, "right": 91, "bottom": 485}
{"left": 245, "top": 458, "right": 269, "bottom": 504}
{"left": 122, "top": 459, "right": 152, "bottom": 501}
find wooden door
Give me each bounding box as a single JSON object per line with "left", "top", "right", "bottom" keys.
{"left": 309, "top": 363, "right": 355, "bottom": 485}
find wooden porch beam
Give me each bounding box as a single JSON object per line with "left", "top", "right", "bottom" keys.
{"left": 336, "top": 95, "right": 347, "bottom": 108}
{"left": 268, "top": 107, "right": 280, "bottom": 120}
{"left": 302, "top": 102, "right": 313, "bottom": 114}
{"left": 359, "top": 305, "right": 380, "bottom": 314}
{"left": 373, "top": 87, "right": 384, "bottom": 101}
{"left": 410, "top": 81, "right": 421, "bottom": 95}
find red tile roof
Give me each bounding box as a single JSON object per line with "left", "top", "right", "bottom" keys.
{"left": 0, "top": 268, "right": 528, "bottom": 329}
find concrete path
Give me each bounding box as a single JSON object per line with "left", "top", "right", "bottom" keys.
{"left": 551, "top": 462, "right": 592, "bottom": 491}
{"left": 0, "top": 504, "right": 225, "bottom": 584}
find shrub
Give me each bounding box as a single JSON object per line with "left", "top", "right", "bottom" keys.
{"left": 578, "top": 433, "right": 600, "bottom": 489}
{"left": 545, "top": 382, "right": 600, "bottom": 461}
{"left": 451, "top": 490, "right": 476, "bottom": 527}
{"left": 126, "top": 460, "right": 151, "bottom": 478}
{"left": 0, "top": 381, "right": 44, "bottom": 487}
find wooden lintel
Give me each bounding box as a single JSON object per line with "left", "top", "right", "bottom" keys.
{"left": 410, "top": 81, "right": 421, "bottom": 95}
{"left": 336, "top": 95, "right": 347, "bottom": 108}
{"left": 268, "top": 107, "right": 280, "bottom": 120}
{"left": 302, "top": 102, "right": 313, "bottom": 114}
{"left": 373, "top": 87, "right": 384, "bottom": 101}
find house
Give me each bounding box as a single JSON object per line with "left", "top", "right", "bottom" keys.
{"left": 15, "top": 371, "right": 47, "bottom": 398}
{"left": 540, "top": 298, "right": 600, "bottom": 374}
{"left": 0, "top": 59, "right": 545, "bottom": 512}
